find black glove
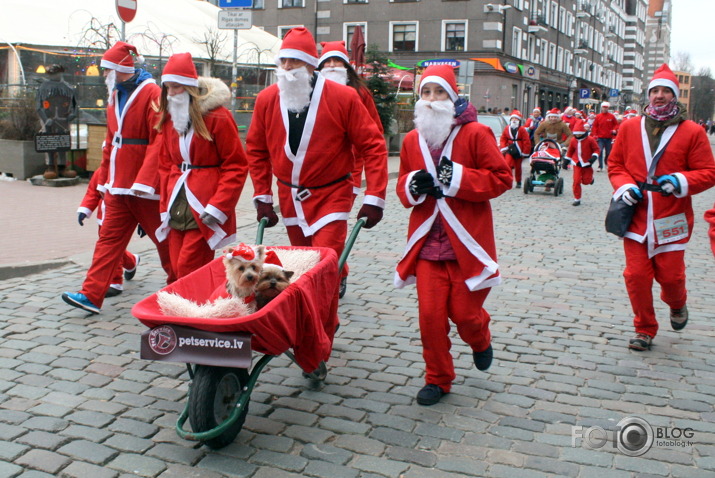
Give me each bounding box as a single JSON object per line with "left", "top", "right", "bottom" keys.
{"left": 256, "top": 200, "right": 279, "bottom": 228}
{"left": 437, "top": 157, "right": 453, "bottom": 186}
{"left": 200, "top": 211, "right": 220, "bottom": 226}
{"left": 357, "top": 204, "right": 383, "bottom": 229}
{"left": 78, "top": 212, "right": 87, "bottom": 226}
{"left": 409, "top": 170, "right": 440, "bottom": 197}
{"left": 137, "top": 224, "right": 147, "bottom": 238}
{"left": 562, "top": 158, "right": 570, "bottom": 170}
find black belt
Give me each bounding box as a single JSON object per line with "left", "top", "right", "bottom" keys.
{"left": 179, "top": 163, "right": 220, "bottom": 172}
{"left": 637, "top": 181, "right": 662, "bottom": 192}
{"left": 113, "top": 137, "right": 149, "bottom": 146}
{"left": 277, "top": 173, "right": 351, "bottom": 190}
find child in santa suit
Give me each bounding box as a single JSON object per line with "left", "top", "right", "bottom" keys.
{"left": 395, "top": 65, "right": 512, "bottom": 406}
{"left": 565, "top": 120, "right": 599, "bottom": 206}
{"left": 77, "top": 172, "right": 139, "bottom": 297}
{"left": 132, "top": 53, "right": 249, "bottom": 279}
{"left": 499, "top": 110, "right": 531, "bottom": 188}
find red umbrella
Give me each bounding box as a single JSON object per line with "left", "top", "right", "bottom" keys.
{"left": 350, "top": 25, "right": 366, "bottom": 71}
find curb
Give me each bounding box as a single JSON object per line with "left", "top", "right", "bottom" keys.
{"left": 0, "top": 259, "right": 74, "bottom": 281}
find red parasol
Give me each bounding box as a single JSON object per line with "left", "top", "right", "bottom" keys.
{"left": 350, "top": 25, "right": 366, "bottom": 70}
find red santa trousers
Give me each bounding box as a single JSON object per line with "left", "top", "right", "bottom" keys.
{"left": 572, "top": 166, "right": 594, "bottom": 200}
{"left": 286, "top": 221, "right": 349, "bottom": 280}
{"left": 169, "top": 228, "right": 216, "bottom": 279}
{"left": 623, "top": 239, "right": 687, "bottom": 338}
{"left": 415, "top": 259, "right": 492, "bottom": 393}
{"left": 96, "top": 227, "right": 137, "bottom": 287}
{"left": 80, "top": 194, "right": 175, "bottom": 308}
{"left": 508, "top": 155, "right": 523, "bottom": 184}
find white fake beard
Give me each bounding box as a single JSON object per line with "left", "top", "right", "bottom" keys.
{"left": 105, "top": 70, "right": 116, "bottom": 105}
{"left": 320, "top": 67, "right": 348, "bottom": 85}
{"left": 414, "top": 99, "right": 455, "bottom": 149}
{"left": 167, "top": 91, "right": 191, "bottom": 134}
{"left": 276, "top": 66, "right": 313, "bottom": 113}
{"left": 510, "top": 120, "right": 520, "bottom": 128}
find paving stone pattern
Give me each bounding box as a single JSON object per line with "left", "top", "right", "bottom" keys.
{"left": 1, "top": 157, "right": 715, "bottom": 477}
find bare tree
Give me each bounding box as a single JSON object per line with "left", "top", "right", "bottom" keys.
{"left": 77, "top": 17, "right": 121, "bottom": 52}
{"left": 130, "top": 25, "right": 179, "bottom": 73}
{"left": 238, "top": 41, "right": 277, "bottom": 87}
{"left": 691, "top": 68, "right": 715, "bottom": 122}
{"left": 670, "top": 51, "right": 693, "bottom": 73}
{"left": 193, "top": 29, "right": 229, "bottom": 76}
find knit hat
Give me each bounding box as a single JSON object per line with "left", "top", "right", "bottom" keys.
{"left": 547, "top": 108, "right": 561, "bottom": 118}
{"left": 161, "top": 53, "right": 199, "bottom": 87}
{"left": 276, "top": 27, "right": 319, "bottom": 68}
{"left": 509, "top": 110, "right": 523, "bottom": 121}
{"left": 318, "top": 41, "right": 350, "bottom": 67}
{"left": 648, "top": 63, "right": 680, "bottom": 99}
{"left": 263, "top": 250, "right": 284, "bottom": 271}
{"left": 419, "top": 64, "right": 459, "bottom": 102}
{"left": 226, "top": 243, "right": 257, "bottom": 262}
{"left": 101, "top": 41, "right": 142, "bottom": 74}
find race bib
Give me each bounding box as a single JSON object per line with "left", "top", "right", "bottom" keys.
{"left": 654, "top": 213, "right": 688, "bottom": 245}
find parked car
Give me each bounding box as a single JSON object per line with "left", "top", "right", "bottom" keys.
{"left": 476, "top": 113, "right": 507, "bottom": 144}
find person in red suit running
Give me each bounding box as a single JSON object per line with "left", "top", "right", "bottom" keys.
{"left": 608, "top": 63, "right": 715, "bottom": 351}
{"left": 132, "top": 53, "right": 249, "bottom": 278}
{"left": 499, "top": 109, "right": 531, "bottom": 188}
{"left": 565, "top": 120, "right": 599, "bottom": 206}
{"left": 62, "top": 41, "right": 175, "bottom": 314}
{"left": 591, "top": 101, "right": 619, "bottom": 171}
{"left": 395, "top": 65, "right": 512, "bottom": 406}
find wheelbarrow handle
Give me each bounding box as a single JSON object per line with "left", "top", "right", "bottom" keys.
{"left": 339, "top": 218, "right": 365, "bottom": 273}
{"left": 255, "top": 217, "right": 268, "bottom": 245}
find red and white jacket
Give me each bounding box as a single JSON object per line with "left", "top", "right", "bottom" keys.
{"left": 395, "top": 123, "right": 512, "bottom": 291}
{"left": 608, "top": 116, "right": 715, "bottom": 257}
{"left": 499, "top": 125, "right": 531, "bottom": 158}
{"left": 77, "top": 172, "right": 106, "bottom": 225}
{"left": 566, "top": 134, "right": 600, "bottom": 167}
{"left": 247, "top": 75, "right": 387, "bottom": 236}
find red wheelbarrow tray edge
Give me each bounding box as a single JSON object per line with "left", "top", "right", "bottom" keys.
{"left": 131, "top": 246, "right": 340, "bottom": 373}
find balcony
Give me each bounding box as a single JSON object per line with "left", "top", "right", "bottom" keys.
{"left": 528, "top": 13, "right": 548, "bottom": 33}
{"left": 576, "top": 1, "right": 591, "bottom": 18}
{"left": 574, "top": 40, "right": 589, "bottom": 54}
{"left": 605, "top": 26, "right": 616, "bottom": 38}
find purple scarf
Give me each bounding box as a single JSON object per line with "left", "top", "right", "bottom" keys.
{"left": 645, "top": 97, "right": 679, "bottom": 122}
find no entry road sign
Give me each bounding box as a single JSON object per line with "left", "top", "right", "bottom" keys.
{"left": 116, "top": 0, "right": 137, "bottom": 23}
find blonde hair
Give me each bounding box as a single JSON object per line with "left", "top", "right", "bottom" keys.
{"left": 154, "top": 84, "right": 212, "bottom": 141}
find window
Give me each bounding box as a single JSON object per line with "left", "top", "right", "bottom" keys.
{"left": 391, "top": 0, "right": 420, "bottom": 2}
{"left": 345, "top": 23, "right": 368, "bottom": 51}
{"left": 280, "top": 0, "right": 303, "bottom": 7}
{"left": 251, "top": 0, "right": 264, "bottom": 7}
{"left": 345, "top": 0, "right": 367, "bottom": 3}
{"left": 511, "top": 27, "right": 522, "bottom": 58}
{"left": 278, "top": 25, "right": 303, "bottom": 38}
{"left": 442, "top": 21, "right": 466, "bottom": 51}
{"left": 390, "top": 22, "right": 418, "bottom": 52}
{"left": 548, "top": 43, "right": 556, "bottom": 69}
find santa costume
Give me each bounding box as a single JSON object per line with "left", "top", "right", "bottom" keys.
{"left": 246, "top": 27, "right": 388, "bottom": 295}
{"left": 132, "top": 52, "right": 249, "bottom": 279}
{"left": 591, "top": 101, "right": 619, "bottom": 170}
{"left": 395, "top": 64, "right": 512, "bottom": 405}
{"left": 608, "top": 63, "right": 715, "bottom": 350}
{"left": 534, "top": 108, "right": 573, "bottom": 148}
{"left": 62, "top": 41, "right": 174, "bottom": 314}
{"left": 499, "top": 109, "right": 531, "bottom": 188}
{"left": 565, "top": 119, "right": 599, "bottom": 206}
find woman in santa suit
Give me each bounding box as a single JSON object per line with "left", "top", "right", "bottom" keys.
{"left": 608, "top": 63, "right": 715, "bottom": 351}
{"left": 499, "top": 109, "right": 531, "bottom": 188}
{"left": 395, "top": 65, "right": 512, "bottom": 406}
{"left": 132, "top": 52, "right": 248, "bottom": 278}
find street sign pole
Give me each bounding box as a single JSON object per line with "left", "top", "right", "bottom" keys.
{"left": 232, "top": 30, "right": 238, "bottom": 117}
{"left": 217, "top": 3, "right": 253, "bottom": 119}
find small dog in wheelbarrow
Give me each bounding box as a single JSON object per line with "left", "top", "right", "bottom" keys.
{"left": 255, "top": 250, "right": 294, "bottom": 310}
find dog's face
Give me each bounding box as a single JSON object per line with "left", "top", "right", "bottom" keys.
{"left": 224, "top": 245, "right": 265, "bottom": 298}
{"left": 254, "top": 267, "right": 294, "bottom": 308}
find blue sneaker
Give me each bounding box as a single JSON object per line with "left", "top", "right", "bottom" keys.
{"left": 62, "top": 292, "right": 100, "bottom": 314}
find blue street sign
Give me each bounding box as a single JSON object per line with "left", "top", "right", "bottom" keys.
{"left": 609, "top": 88, "right": 619, "bottom": 97}
{"left": 219, "top": 0, "right": 252, "bottom": 7}
{"left": 579, "top": 88, "right": 590, "bottom": 99}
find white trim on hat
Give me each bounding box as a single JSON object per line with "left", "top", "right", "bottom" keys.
{"left": 276, "top": 48, "right": 319, "bottom": 67}
{"left": 648, "top": 78, "right": 680, "bottom": 98}
{"left": 420, "top": 75, "right": 458, "bottom": 102}
{"left": 318, "top": 50, "right": 350, "bottom": 66}
{"left": 161, "top": 74, "right": 199, "bottom": 87}
{"left": 100, "top": 59, "right": 135, "bottom": 74}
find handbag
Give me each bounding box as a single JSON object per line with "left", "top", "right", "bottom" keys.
{"left": 506, "top": 142, "right": 521, "bottom": 159}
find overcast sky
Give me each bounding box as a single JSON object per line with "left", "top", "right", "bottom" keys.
{"left": 669, "top": 0, "right": 714, "bottom": 74}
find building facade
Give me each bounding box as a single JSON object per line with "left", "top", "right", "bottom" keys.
{"left": 674, "top": 70, "right": 692, "bottom": 117}
{"left": 644, "top": 0, "right": 671, "bottom": 84}
{"left": 237, "top": 0, "right": 647, "bottom": 115}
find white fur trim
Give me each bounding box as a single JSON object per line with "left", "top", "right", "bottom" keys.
{"left": 672, "top": 172, "right": 688, "bottom": 197}
{"left": 157, "top": 291, "right": 253, "bottom": 318}
{"left": 648, "top": 78, "right": 680, "bottom": 98}
{"left": 363, "top": 194, "right": 385, "bottom": 209}
{"left": 130, "top": 182, "right": 155, "bottom": 196}
{"left": 319, "top": 50, "right": 349, "bottom": 66}
{"left": 420, "top": 75, "right": 458, "bottom": 102}
{"left": 613, "top": 183, "right": 638, "bottom": 201}
{"left": 100, "top": 59, "right": 134, "bottom": 74}
{"left": 205, "top": 204, "right": 227, "bottom": 224}
{"left": 277, "top": 49, "right": 319, "bottom": 67}
{"left": 253, "top": 195, "right": 273, "bottom": 206}
{"left": 77, "top": 207, "right": 92, "bottom": 218}
{"left": 162, "top": 74, "right": 199, "bottom": 87}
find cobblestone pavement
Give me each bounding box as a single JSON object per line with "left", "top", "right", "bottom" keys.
{"left": 2, "top": 153, "right": 715, "bottom": 477}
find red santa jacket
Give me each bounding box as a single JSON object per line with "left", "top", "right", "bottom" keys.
{"left": 95, "top": 75, "right": 161, "bottom": 198}
{"left": 566, "top": 134, "right": 600, "bottom": 166}
{"left": 562, "top": 114, "right": 579, "bottom": 131}
{"left": 395, "top": 123, "right": 512, "bottom": 291}
{"left": 133, "top": 78, "right": 248, "bottom": 250}
{"left": 608, "top": 116, "right": 715, "bottom": 257}
{"left": 77, "top": 172, "right": 105, "bottom": 225}
{"left": 351, "top": 85, "right": 385, "bottom": 194}
{"left": 704, "top": 205, "right": 715, "bottom": 259}
{"left": 591, "top": 112, "right": 619, "bottom": 139}
{"left": 499, "top": 125, "right": 531, "bottom": 158}
{"left": 246, "top": 75, "right": 387, "bottom": 236}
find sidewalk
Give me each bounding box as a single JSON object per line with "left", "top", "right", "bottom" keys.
{"left": 0, "top": 155, "right": 401, "bottom": 280}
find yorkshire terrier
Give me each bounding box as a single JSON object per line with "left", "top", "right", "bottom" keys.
{"left": 254, "top": 249, "right": 294, "bottom": 309}
{"left": 222, "top": 244, "right": 266, "bottom": 305}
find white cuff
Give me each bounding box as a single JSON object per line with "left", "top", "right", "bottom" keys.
{"left": 205, "top": 204, "right": 227, "bottom": 224}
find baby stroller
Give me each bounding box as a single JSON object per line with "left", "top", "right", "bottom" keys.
{"left": 523, "top": 139, "right": 565, "bottom": 196}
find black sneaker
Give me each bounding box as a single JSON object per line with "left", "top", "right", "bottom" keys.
{"left": 105, "top": 286, "right": 123, "bottom": 298}
{"left": 572, "top": 199, "right": 581, "bottom": 206}
{"left": 416, "top": 384, "right": 446, "bottom": 406}
{"left": 339, "top": 277, "right": 347, "bottom": 298}
{"left": 670, "top": 306, "right": 688, "bottom": 331}
{"left": 515, "top": 182, "right": 522, "bottom": 188}
{"left": 628, "top": 333, "right": 652, "bottom": 351}
{"left": 124, "top": 254, "right": 140, "bottom": 281}
{"left": 473, "top": 344, "right": 493, "bottom": 371}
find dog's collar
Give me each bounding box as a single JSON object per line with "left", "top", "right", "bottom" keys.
{"left": 243, "top": 293, "right": 255, "bottom": 304}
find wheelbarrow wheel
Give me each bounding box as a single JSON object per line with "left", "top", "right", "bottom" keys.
{"left": 189, "top": 365, "right": 249, "bottom": 449}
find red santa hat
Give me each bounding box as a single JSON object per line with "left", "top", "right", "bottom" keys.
{"left": 161, "top": 52, "right": 199, "bottom": 87}
{"left": 419, "top": 64, "right": 459, "bottom": 102}
{"left": 101, "top": 41, "right": 143, "bottom": 74}
{"left": 648, "top": 63, "right": 680, "bottom": 99}
{"left": 547, "top": 108, "right": 561, "bottom": 118}
{"left": 263, "top": 250, "right": 284, "bottom": 271}
{"left": 276, "top": 27, "right": 319, "bottom": 68}
{"left": 601, "top": 101, "right": 610, "bottom": 108}
{"left": 318, "top": 41, "right": 350, "bottom": 67}
{"left": 532, "top": 107, "right": 541, "bottom": 114}
{"left": 509, "top": 110, "right": 523, "bottom": 121}
{"left": 572, "top": 119, "right": 587, "bottom": 134}
{"left": 226, "top": 243, "right": 257, "bottom": 262}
